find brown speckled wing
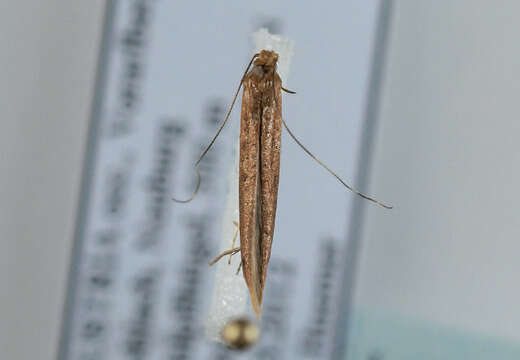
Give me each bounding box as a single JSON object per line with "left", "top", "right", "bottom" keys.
{"left": 239, "top": 69, "right": 263, "bottom": 317}
{"left": 239, "top": 65, "right": 282, "bottom": 318}
{"left": 258, "top": 72, "right": 282, "bottom": 303}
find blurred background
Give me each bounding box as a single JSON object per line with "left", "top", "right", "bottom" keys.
{"left": 2, "top": 1, "right": 520, "bottom": 359}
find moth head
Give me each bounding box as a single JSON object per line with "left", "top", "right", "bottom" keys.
{"left": 254, "top": 50, "right": 279, "bottom": 68}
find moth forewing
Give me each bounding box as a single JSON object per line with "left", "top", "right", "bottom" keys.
{"left": 239, "top": 50, "right": 282, "bottom": 318}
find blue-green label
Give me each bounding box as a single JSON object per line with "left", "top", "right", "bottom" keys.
{"left": 347, "top": 309, "right": 520, "bottom": 360}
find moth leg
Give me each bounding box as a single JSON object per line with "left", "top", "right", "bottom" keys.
{"left": 228, "top": 221, "right": 239, "bottom": 264}
{"left": 209, "top": 247, "right": 241, "bottom": 266}
{"left": 235, "top": 260, "right": 243, "bottom": 275}
{"left": 209, "top": 221, "right": 241, "bottom": 266}
{"left": 281, "top": 86, "right": 296, "bottom": 94}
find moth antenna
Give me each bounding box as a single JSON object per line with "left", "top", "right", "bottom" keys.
{"left": 172, "top": 53, "right": 259, "bottom": 203}
{"left": 172, "top": 166, "right": 201, "bottom": 203}
{"left": 281, "top": 118, "right": 393, "bottom": 209}
{"left": 195, "top": 53, "right": 259, "bottom": 167}
{"left": 282, "top": 86, "right": 296, "bottom": 94}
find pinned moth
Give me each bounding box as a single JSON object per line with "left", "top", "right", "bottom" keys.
{"left": 173, "top": 49, "right": 391, "bottom": 318}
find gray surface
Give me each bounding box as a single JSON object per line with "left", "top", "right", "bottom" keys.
{"left": 0, "top": 2, "right": 105, "bottom": 359}
{"left": 355, "top": 1, "right": 520, "bottom": 342}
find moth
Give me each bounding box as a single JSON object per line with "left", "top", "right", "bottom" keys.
{"left": 174, "top": 49, "right": 391, "bottom": 318}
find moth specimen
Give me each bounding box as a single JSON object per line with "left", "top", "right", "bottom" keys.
{"left": 174, "top": 50, "right": 391, "bottom": 317}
